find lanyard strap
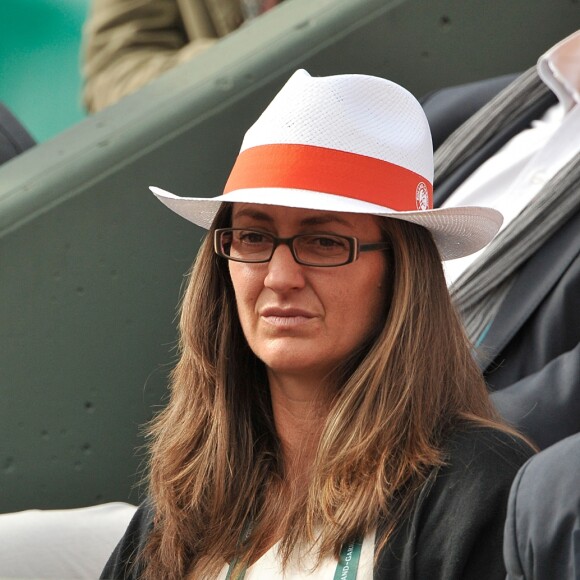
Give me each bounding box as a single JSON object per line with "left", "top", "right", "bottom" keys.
{"left": 226, "top": 538, "right": 362, "bottom": 579}
{"left": 225, "top": 560, "right": 247, "bottom": 580}
{"left": 333, "top": 539, "right": 363, "bottom": 580}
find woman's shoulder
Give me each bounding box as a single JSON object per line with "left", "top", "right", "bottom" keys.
{"left": 374, "top": 423, "right": 534, "bottom": 579}
{"left": 439, "top": 421, "right": 536, "bottom": 484}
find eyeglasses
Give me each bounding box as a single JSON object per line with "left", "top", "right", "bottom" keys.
{"left": 214, "top": 228, "right": 391, "bottom": 267}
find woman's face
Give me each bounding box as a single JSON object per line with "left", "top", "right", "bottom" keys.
{"left": 228, "top": 203, "right": 388, "bottom": 384}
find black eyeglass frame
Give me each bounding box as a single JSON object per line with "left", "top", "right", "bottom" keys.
{"left": 214, "top": 228, "right": 391, "bottom": 267}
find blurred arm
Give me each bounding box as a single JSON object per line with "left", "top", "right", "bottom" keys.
{"left": 82, "top": 0, "right": 232, "bottom": 112}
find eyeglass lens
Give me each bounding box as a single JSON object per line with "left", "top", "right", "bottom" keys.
{"left": 219, "top": 229, "right": 353, "bottom": 266}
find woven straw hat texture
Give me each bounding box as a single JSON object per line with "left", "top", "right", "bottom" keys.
{"left": 151, "top": 70, "right": 502, "bottom": 260}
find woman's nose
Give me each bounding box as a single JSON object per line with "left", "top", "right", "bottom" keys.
{"left": 264, "top": 244, "right": 306, "bottom": 292}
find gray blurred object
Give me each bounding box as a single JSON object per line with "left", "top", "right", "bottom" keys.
{"left": 0, "top": 503, "right": 137, "bottom": 578}
{"left": 0, "top": 103, "right": 35, "bottom": 165}
{"left": 0, "top": 0, "right": 577, "bottom": 512}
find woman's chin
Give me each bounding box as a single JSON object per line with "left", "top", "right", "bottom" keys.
{"left": 260, "top": 349, "right": 337, "bottom": 384}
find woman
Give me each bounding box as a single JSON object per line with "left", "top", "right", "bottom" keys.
{"left": 102, "top": 70, "right": 534, "bottom": 579}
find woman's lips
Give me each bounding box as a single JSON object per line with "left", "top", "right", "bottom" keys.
{"left": 260, "top": 308, "right": 317, "bottom": 327}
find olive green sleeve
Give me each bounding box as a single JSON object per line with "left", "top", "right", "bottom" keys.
{"left": 82, "top": 0, "right": 224, "bottom": 113}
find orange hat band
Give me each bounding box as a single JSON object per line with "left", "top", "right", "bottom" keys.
{"left": 223, "top": 143, "right": 433, "bottom": 211}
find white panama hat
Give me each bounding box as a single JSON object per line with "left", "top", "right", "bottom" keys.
{"left": 151, "top": 69, "right": 502, "bottom": 260}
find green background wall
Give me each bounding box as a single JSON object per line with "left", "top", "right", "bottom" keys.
{"left": 0, "top": 0, "right": 88, "bottom": 142}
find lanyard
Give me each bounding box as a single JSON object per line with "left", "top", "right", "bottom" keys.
{"left": 225, "top": 538, "right": 362, "bottom": 579}
{"left": 333, "top": 540, "right": 363, "bottom": 580}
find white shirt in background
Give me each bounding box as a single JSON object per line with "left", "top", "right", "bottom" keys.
{"left": 443, "top": 31, "right": 580, "bottom": 286}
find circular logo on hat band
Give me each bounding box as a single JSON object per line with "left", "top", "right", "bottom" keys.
{"left": 416, "top": 182, "right": 430, "bottom": 211}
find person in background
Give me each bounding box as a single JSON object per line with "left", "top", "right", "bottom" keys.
{"left": 83, "top": 0, "right": 284, "bottom": 113}
{"left": 503, "top": 432, "right": 580, "bottom": 579}
{"left": 0, "top": 102, "right": 35, "bottom": 165}
{"left": 101, "top": 69, "right": 533, "bottom": 579}
{"left": 422, "top": 29, "right": 580, "bottom": 450}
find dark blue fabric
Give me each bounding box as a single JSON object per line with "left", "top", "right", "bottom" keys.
{"left": 504, "top": 433, "right": 580, "bottom": 579}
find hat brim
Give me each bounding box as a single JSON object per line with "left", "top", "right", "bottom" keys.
{"left": 150, "top": 186, "right": 502, "bottom": 261}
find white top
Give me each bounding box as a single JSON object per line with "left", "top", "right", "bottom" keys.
{"left": 217, "top": 529, "right": 376, "bottom": 579}
{"left": 442, "top": 31, "right": 580, "bottom": 285}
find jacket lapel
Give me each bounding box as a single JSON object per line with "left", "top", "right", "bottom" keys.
{"left": 477, "top": 209, "right": 580, "bottom": 371}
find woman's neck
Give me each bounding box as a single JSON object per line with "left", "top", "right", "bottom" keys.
{"left": 267, "top": 370, "right": 329, "bottom": 487}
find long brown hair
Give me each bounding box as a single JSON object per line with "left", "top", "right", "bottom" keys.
{"left": 140, "top": 204, "right": 512, "bottom": 578}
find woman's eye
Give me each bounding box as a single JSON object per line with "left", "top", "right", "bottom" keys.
{"left": 311, "top": 236, "right": 346, "bottom": 248}
{"left": 321, "top": 237, "right": 341, "bottom": 247}
{"left": 239, "top": 231, "right": 268, "bottom": 244}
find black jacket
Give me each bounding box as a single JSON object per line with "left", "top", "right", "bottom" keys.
{"left": 101, "top": 425, "right": 534, "bottom": 579}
